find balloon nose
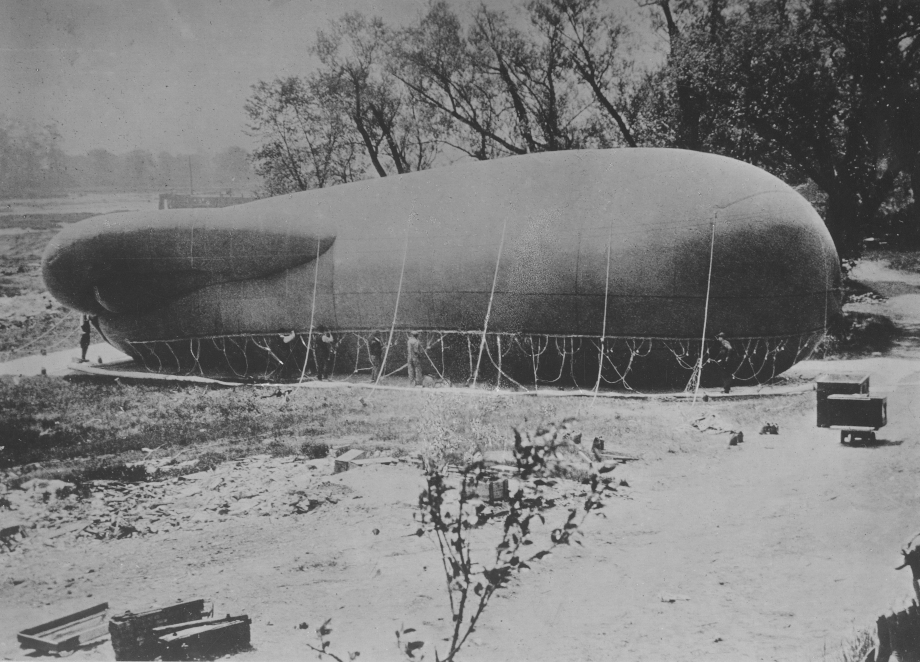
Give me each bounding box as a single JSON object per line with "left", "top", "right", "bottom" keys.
{"left": 42, "top": 209, "right": 333, "bottom": 316}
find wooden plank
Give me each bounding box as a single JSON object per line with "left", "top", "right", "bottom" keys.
{"left": 159, "top": 618, "right": 250, "bottom": 642}
{"left": 151, "top": 615, "right": 241, "bottom": 637}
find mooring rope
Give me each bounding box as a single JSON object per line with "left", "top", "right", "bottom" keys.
{"left": 297, "top": 239, "right": 323, "bottom": 385}
{"left": 472, "top": 216, "right": 508, "bottom": 387}
{"left": 374, "top": 216, "right": 412, "bottom": 388}
{"left": 692, "top": 220, "right": 717, "bottom": 403}
{"left": 592, "top": 223, "right": 614, "bottom": 400}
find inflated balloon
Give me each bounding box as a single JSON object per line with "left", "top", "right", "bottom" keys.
{"left": 43, "top": 149, "right": 841, "bottom": 389}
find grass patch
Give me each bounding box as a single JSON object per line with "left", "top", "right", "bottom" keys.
{"left": 0, "top": 373, "right": 821, "bottom": 490}
{"left": 838, "top": 628, "right": 875, "bottom": 662}
{"left": 0, "top": 212, "right": 94, "bottom": 231}
{"left": 195, "top": 451, "right": 227, "bottom": 472}
{"left": 868, "top": 249, "right": 920, "bottom": 274}
{"left": 266, "top": 440, "right": 297, "bottom": 457}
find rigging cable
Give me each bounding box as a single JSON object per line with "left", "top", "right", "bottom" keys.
{"left": 692, "top": 220, "right": 717, "bottom": 404}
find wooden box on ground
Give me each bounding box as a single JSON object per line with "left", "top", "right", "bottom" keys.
{"left": 816, "top": 373, "right": 870, "bottom": 427}
{"left": 334, "top": 449, "right": 366, "bottom": 474}
{"left": 109, "top": 599, "right": 211, "bottom": 661}
{"left": 18, "top": 602, "right": 109, "bottom": 653}
{"left": 155, "top": 614, "right": 251, "bottom": 661}
{"left": 475, "top": 478, "right": 509, "bottom": 504}
{"left": 823, "top": 394, "right": 887, "bottom": 429}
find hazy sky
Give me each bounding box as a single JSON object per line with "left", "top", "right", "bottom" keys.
{"left": 1, "top": 0, "right": 653, "bottom": 156}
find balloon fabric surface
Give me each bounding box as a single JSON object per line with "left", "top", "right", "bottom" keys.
{"left": 42, "top": 149, "right": 841, "bottom": 390}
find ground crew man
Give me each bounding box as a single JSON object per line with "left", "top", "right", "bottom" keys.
{"left": 714, "top": 331, "right": 734, "bottom": 394}
{"left": 314, "top": 326, "right": 335, "bottom": 380}
{"left": 407, "top": 331, "right": 422, "bottom": 386}
{"left": 369, "top": 333, "right": 383, "bottom": 382}
{"left": 78, "top": 314, "right": 92, "bottom": 362}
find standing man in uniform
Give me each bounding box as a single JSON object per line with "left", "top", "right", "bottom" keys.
{"left": 314, "top": 326, "right": 335, "bottom": 380}
{"left": 406, "top": 331, "right": 422, "bottom": 387}
{"left": 78, "top": 314, "right": 92, "bottom": 362}
{"left": 369, "top": 333, "right": 383, "bottom": 383}
{"left": 320, "top": 327, "right": 336, "bottom": 380}
{"left": 714, "top": 331, "right": 734, "bottom": 394}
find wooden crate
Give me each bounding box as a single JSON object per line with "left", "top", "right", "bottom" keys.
{"left": 109, "top": 599, "right": 210, "bottom": 661}
{"left": 18, "top": 602, "right": 109, "bottom": 653}
{"left": 475, "top": 478, "right": 509, "bottom": 504}
{"left": 823, "top": 394, "right": 887, "bottom": 429}
{"left": 816, "top": 373, "right": 870, "bottom": 427}
{"left": 156, "top": 615, "right": 251, "bottom": 661}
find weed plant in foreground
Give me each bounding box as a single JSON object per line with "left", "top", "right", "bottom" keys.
{"left": 305, "top": 418, "right": 619, "bottom": 662}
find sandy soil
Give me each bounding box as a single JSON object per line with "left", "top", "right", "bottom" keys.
{"left": 1, "top": 256, "right": 919, "bottom": 661}
{"left": 1, "top": 357, "right": 918, "bottom": 662}
{"left": 0, "top": 342, "right": 130, "bottom": 377}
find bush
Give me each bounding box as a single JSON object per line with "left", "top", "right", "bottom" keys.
{"left": 62, "top": 462, "right": 149, "bottom": 484}
{"left": 55, "top": 482, "right": 92, "bottom": 500}
{"left": 299, "top": 441, "right": 330, "bottom": 459}
{"left": 196, "top": 451, "right": 227, "bottom": 472}
{"left": 814, "top": 311, "right": 899, "bottom": 358}
{"left": 267, "top": 440, "right": 296, "bottom": 457}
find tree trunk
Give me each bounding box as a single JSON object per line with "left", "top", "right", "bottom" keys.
{"left": 352, "top": 85, "right": 388, "bottom": 178}
{"left": 909, "top": 158, "right": 920, "bottom": 246}
{"left": 369, "top": 103, "right": 408, "bottom": 174}
{"left": 824, "top": 188, "right": 863, "bottom": 259}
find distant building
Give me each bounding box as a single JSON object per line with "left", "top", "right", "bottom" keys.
{"left": 159, "top": 192, "right": 256, "bottom": 209}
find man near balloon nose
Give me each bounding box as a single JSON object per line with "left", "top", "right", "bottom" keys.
{"left": 407, "top": 331, "right": 422, "bottom": 387}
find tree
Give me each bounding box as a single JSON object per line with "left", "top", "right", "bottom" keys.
{"left": 246, "top": 77, "right": 359, "bottom": 195}
{"left": 527, "top": 0, "right": 637, "bottom": 147}
{"left": 124, "top": 149, "right": 157, "bottom": 190}
{"left": 246, "top": 14, "right": 443, "bottom": 195}
{"left": 0, "top": 118, "right": 71, "bottom": 197}
{"left": 393, "top": 1, "right": 635, "bottom": 159}
{"left": 393, "top": 1, "right": 519, "bottom": 160}
{"left": 633, "top": 0, "right": 920, "bottom": 257}
{"left": 213, "top": 146, "right": 257, "bottom": 192}
{"left": 313, "top": 12, "right": 442, "bottom": 177}
{"left": 84, "top": 149, "right": 120, "bottom": 188}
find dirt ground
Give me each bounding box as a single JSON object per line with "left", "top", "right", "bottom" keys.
{"left": 2, "top": 365, "right": 919, "bottom": 662}
{"left": 1, "top": 202, "right": 919, "bottom": 661}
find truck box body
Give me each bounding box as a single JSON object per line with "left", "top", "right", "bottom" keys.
{"left": 821, "top": 394, "right": 887, "bottom": 429}
{"left": 816, "top": 374, "right": 870, "bottom": 427}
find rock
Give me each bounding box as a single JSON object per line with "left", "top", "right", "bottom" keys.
{"left": 292, "top": 498, "right": 323, "bottom": 514}
{"left": 1, "top": 523, "right": 25, "bottom": 538}
{"left": 659, "top": 593, "right": 691, "bottom": 603}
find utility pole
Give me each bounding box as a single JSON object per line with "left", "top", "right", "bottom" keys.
{"left": 188, "top": 156, "right": 194, "bottom": 195}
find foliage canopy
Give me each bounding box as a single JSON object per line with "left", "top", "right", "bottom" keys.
{"left": 246, "top": 0, "right": 920, "bottom": 256}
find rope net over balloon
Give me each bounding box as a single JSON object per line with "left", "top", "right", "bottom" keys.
{"left": 123, "top": 328, "right": 825, "bottom": 393}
